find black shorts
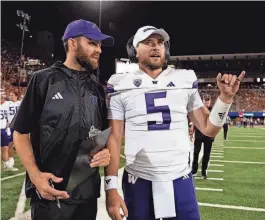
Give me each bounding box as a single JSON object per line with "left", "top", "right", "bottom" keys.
{"left": 31, "top": 198, "right": 97, "bottom": 220}
{"left": 1, "top": 129, "right": 9, "bottom": 147}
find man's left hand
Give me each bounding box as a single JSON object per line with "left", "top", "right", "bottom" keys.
{"left": 90, "top": 148, "right": 110, "bottom": 168}
{"left": 217, "top": 71, "right": 246, "bottom": 101}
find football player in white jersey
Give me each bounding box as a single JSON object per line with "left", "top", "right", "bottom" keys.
{"left": 1, "top": 94, "right": 18, "bottom": 171}
{"left": 104, "top": 26, "right": 245, "bottom": 220}
{"left": 7, "top": 91, "right": 21, "bottom": 168}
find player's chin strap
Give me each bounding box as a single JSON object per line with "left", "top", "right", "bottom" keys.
{"left": 209, "top": 97, "right": 232, "bottom": 127}
{"left": 104, "top": 176, "right": 118, "bottom": 190}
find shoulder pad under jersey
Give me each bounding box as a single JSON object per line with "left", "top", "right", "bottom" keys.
{"left": 107, "top": 70, "right": 143, "bottom": 94}
{"left": 167, "top": 68, "right": 198, "bottom": 89}
{"left": 183, "top": 69, "right": 198, "bottom": 88}
{"left": 107, "top": 72, "right": 128, "bottom": 95}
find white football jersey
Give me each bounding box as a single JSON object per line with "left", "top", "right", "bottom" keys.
{"left": 0, "top": 103, "right": 9, "bottom": 129}
{"left": 107, "top": 67, "right": 204, "bottom": 181}
{"left": 6, "top": 100, "right": 21, "bottom": 123}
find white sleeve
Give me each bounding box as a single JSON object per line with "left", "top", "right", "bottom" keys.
{"left": 107, "top": 93, "right": 125, "bottom": 120}
{"left": 187, "top": 89, "right": 204, "bottom": 112}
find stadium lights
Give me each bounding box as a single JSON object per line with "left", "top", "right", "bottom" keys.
{"left": 16, "top": 10, "right": 31, "bottom": 60}
{"left": 257, "top": 78, "right": 260, "bottom": 82}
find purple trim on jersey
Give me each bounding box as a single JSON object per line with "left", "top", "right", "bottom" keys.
{"left": 1, "top": 129, "right": 9, "bottom": 147}
{"left": 107, "top": 83, "right": 116, "bottom": 94}
{"left": 122, "top": 170, "right": 200, "bottom": 220}
{"left": 192, "top": 80, "right": 198, "bottom": 89}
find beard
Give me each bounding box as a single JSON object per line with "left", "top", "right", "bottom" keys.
{"left": 75, "top": 47, "right": 99, "bottom": 72}
{"left": 140, "top": 56, "right": 165, "bottom": 70}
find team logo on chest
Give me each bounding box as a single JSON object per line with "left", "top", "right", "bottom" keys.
{"left": 133, "top": 78, "right": 142, "bottom": 87}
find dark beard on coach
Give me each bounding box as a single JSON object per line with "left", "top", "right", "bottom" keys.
{"left": 76, "top": 56, "right": 95, "bottom": 72}
{"left": 75, "top": 45, "right": 97, "bottom": 72}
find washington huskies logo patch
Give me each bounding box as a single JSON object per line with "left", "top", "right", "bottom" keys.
{"left": 133, "top": 78, "right": 142, "bottom": 87}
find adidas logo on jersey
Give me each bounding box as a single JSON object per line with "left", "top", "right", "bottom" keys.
{"left": 52, "top": 92, "right": 63, "bottom": 99}
{"left": 218, "top": 112, "right": 226, "bottom": 120}
{"left": 105, "top": 179, "right": 111, "bottom": 185}
{"left": 167, "top": 82, "right": 175, "bottom": 87}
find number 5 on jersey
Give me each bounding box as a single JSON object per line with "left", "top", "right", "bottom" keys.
{"left": 145, "top": 92, "right": 171, "bottom": 131}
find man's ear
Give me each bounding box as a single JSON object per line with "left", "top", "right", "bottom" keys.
{"left": 68, "top": 38, "right": 78, "bottom": 51}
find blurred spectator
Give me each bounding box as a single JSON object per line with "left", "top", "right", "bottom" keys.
{"left": 1, "top": 38, "right": 265, "bottom": 112}
{"left": 199, "top": 89, "right": 265, "bottom": 112}
{"left": 1, "top": 39, "right": 47, "bottom": 98}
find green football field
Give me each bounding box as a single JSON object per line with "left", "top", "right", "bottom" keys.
{"left": 194, "top": 127, "right": 265, "bottom": 220}
{"left": 1, "top": 127, "right": 265, "bottom": 220}
{"left": 0, "top": 143, "right": 126, "bottom": 220}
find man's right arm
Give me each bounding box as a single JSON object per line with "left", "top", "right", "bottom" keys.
{"left": 104, "top": 83, "right": 125, "bottom": 179}
{"left": 11, "top": 73, "right": 69, "bottom": 200}
{"left": 10, "top": 74, "right": 43, "bottom": 179}
{"left": 10, "top": 74, "right": 42, "bottom": 180}
{"left": 104, "top": 78, "right": 128, "bottom": 219}
{"left": 104, "top": 119, "right": 128, "bottom": 219}
{"left": 13, "top": 131, "right": 69, "bottom": 200}
{"left": 13, "top": 131, "right": 40, "bottom": 180}
{"left": 104, "top": 119, "right": 124, "bottom": 178}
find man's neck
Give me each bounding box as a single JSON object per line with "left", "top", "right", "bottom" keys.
{"left": 139, "top": 63, "right": 163, "bottom": 79}
{"left": 64, "top": 57, "right": 86, "bottom": 71}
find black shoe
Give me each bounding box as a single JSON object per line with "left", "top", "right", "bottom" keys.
{"left": 201, "top": 171, "right": 207, "bottom": 179}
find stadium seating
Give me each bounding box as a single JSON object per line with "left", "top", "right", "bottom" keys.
{"left": 2, "top": 39, "right": 265, "bottom": 112}
{"left": 199, "top": 89, "right": 265, "bottom": 112}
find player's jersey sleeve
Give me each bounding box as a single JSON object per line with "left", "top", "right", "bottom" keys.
{"left": 107, "top": 93, "right": 125, "bottom": 120}
{"left": 10, "top": 73, "right": 47, "bottom": 134}
{"left": 187, "top": 71, "right": 204, "bottom": 112}
{"left": 0, "top": 106, "right": 8, "bottom": 129}
{"left": 107, "top": 73, "right": 125, "bottom": 120}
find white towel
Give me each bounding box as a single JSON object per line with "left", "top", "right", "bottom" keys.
{"left": 152, "top": 180, "right": 176, "bottom": 219}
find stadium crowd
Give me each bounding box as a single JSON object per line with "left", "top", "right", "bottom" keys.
{"left": 1, "top": 39, "right": 265, "bottom": 113}
{"left": 0, "top": 20, "right": 264, "bottom": 220}
{"left": 199, "top": 89, "right": 265, "bottom": 112}
{"left": 1, "top": 39, "right": 49, "bottom": 99}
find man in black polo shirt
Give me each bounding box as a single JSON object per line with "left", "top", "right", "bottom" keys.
{"left": 191, "top": 94, "right": 214, "bottom": 179}
{"left": 11, "top": 19, "right": 114, "bottom": 220}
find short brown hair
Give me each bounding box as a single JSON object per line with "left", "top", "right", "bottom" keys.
{"left": 63, "top": 41, "right": 69, "bottom": 52}
{"left": 63, "top": 36, "right": 82, "bottom": 53}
